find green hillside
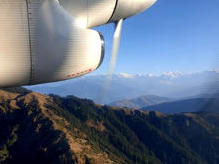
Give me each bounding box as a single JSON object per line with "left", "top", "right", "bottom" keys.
{"left": 0, "top": 88, "right": 218, "bottom": 164}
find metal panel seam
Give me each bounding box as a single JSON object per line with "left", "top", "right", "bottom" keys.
{"left": 25, "top": 0, "right": 33, "bottom": 85}
{"left": 107, "top": 0, "right": 118, "bottom": 23}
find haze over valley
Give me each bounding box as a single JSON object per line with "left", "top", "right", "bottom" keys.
{"left": 27, "top": 70, "right": 219, "bottom": 105}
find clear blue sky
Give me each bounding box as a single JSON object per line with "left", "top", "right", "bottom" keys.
{"left": 93, "top": 0, "right": 219, "bottom": 75}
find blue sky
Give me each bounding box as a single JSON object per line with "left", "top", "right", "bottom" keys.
{"left": 94, "top": 0, "right": 219, "bottom": 75}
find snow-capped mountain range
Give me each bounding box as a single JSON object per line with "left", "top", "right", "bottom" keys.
{"left": 26, "top": 70, "right": 219, "bottom": 104}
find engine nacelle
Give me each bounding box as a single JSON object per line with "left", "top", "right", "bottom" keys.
{"left": 59, "top": 0, "right": 157, "bottom": 28}
{"left": 0, "top": 0, "right": 104, "bottom": 87}
{"left": 108, "top": 0, "right": 157, "bottom": 23}
{"left": 0, "top": 0, "right": 156, "bottom": 88}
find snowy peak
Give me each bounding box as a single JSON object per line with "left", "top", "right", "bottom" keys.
{"left": 117, "top": 73, "right": 135, "bottom": 78}
{"left": 161, "top": 72, "right": 183, "bottom": 79}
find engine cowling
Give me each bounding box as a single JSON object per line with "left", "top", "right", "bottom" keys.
{"left": 108, "top": 0, "right": 157, "bottom": 23}
{"left": 0, "top": 0, "right": 104, "bottom": 87}
{"left": 59, "top": 0, "right": 157, "bottom": 28}
{"left": 0, "top": 0, "right": 157, "bottom": 88}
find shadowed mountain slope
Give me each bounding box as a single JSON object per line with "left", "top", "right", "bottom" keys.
{"left": 0, "top": 88, "right": 219, "bottom": 164}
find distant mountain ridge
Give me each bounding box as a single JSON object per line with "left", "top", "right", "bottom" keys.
{"left": 109, "top": 95, "right": 171, "bottom": 108}
{"left": 141, "top": 98, "right": 219, "bottom": 114}
{"left": 27, "top": 70, "right": 219, "bottom": 104}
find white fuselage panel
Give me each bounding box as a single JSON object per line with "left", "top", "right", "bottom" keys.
{"left": 0, "top": 0, "right": 31, "bottom": 87}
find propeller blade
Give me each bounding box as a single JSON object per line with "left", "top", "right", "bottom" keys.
{"left": 100, "top": 19, "right": 123, "bottom": 104}
{"left": 109, "top": 19, "right": 123, "bottom": 76}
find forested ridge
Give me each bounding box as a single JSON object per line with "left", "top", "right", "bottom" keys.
{"left": 0, "top": 88, "right": 218, "bottom": 164}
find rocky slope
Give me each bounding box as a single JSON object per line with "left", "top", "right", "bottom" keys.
{"left": 0, "top": 88, "right": 113, "bottom": 164}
